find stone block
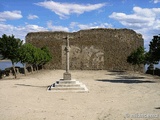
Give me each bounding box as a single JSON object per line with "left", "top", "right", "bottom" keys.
{"left": 63, "top": 72, "right": 71, "bottom": 80}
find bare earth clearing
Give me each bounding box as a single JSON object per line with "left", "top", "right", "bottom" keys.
{"left": 0, "top": 70, "right": 160, "bottom": 120}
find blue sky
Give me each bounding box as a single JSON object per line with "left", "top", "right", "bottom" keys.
{"left": 0, "top": 0, "right": 160, "bottom": 50}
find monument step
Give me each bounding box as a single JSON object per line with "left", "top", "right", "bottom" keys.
{"left": 50, "top": 87, "right": 85, "bottom": 90}
{"left": 55, "top": 84, "right": 81, "bottom": 87}
{"left": 57, "top": 80, "right": 77, "bottom": 84}
{"left": 48, "top": 89, "right": 88, "bottom": 93}
{"left": 48, "top": 79, "right": 88, "bottom": 92}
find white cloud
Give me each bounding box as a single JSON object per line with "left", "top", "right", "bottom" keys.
{"left": 153, "top": 0, "right": 160, "bottom": 3}
{"left": 109, "top": 7, "right": 160, "bottom": 29}
{"left": 27, "top": 14, "right": 39, "bottom": 20}
{"left": 0, "top": 20, "right": 113, "bottom": 41}
{"left": 109, "top": 6, "right": 160, "bottom": 50}
{"left": 0, "top": 10, "right": 22, "bottom": 21}
{"left": 0, "top": 23, "right": 47, "bottom": 40}
{"left": 47, "top": 21, "right": 69, "bottom": 31}
{"left": 70, "top": 22, "right": 113, "bottom": 31}
{"left": 35, "top": 1, "right": 106, "bottom": 19}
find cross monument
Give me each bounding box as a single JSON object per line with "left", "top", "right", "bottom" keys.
{"left": 63, "top": 35, "right": 71, "bottom": 80}
{"left": 47, "top": 35, "right": 88, "bottom": 92}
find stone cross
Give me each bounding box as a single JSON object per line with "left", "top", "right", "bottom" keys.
{"left": 63, "top": 35, "right": 71, "bottom": 80}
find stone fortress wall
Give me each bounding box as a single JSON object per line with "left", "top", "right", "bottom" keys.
{"left": 25, "top": 28, "right": 144, "bottom": 72}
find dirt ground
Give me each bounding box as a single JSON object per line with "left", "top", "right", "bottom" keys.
{"left": 0, "top": 70, "right": 160, "bottom": 120}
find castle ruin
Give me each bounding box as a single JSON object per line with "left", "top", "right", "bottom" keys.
{"left": 25, "top": 28, "right": 144, "bottom": 72}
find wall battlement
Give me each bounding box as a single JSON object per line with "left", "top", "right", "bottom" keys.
{"left": 26, "top": 28, "right": 144, "bottom": 72}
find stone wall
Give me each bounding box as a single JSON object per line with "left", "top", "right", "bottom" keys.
{"left": 25, "top": 28, "right": 144, "bottom": 72}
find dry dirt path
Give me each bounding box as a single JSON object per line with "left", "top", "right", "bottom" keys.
{"left": 0, "top": 70, "right": 160, "bottom": 120}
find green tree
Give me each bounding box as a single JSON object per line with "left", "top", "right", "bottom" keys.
{"left": 145, "top": 35, "right": 160, "bottom": 75}
{"left": 127, "top": 46, "right": 145, "bottom": 71}
{"left": 19, "top": 44, "right": 52, "bottom": 73}
{"left": 19, "top": 43, "right": 35, "bottom": 75}
{"left": 0, "top": 34, "right": 22, "bottom": 78}
{"left": 40, "top": 46, "right": 52, "bottom": 69}
{"left": 148, "top": 35, "right": 160, "bottom": 63}
{"left": 32, "top": 47, "right": 43, "bottom": 71}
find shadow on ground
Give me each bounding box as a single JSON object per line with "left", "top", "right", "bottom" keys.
{"left": 96, "top": 79, "right": 156, "bottom": 84}
{"left": 155, "top": 107, "right": 160, "bottom": 109}
{"left": 15, "top": 84, "right": 48, "bottom": 88}
{"left": 108, "top": 70, "right": 126, "bottom": 72}
{"left": 99, "top": 71, "right": 157, "bottom": 84}
{"left": 0, "top": 78, "right": 24, "bottom": 81}
{"left": 117, "top": 76, "right": 145, "bottom": 79}
{"left": 107, "top": 70, "right": 126, "bottom": 75}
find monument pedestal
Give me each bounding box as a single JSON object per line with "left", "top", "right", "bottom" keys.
{"left": 47, "top": 79, "right": 88, "bottom": 92}
{"left": 63, "top": 72, "right": 71, "bottom": 80}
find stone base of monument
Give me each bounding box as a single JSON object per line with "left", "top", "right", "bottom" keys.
{"left": 47, "top": 79, "right": 88, "bottom": 92}
{"left": 63, "top": 72, "right": 71, "bottom": 80}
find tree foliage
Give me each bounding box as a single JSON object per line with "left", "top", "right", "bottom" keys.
{"left": 19, "top": 43, "right": 36, "bottom": 74}
{"left": 148, "top": 35, "right": 160, "bottom": 63}
{"left": 0, "top": 34, "right": 22, "bottom": 61}
{"left": 144, "top": 51, "right": 158, "bottom": 65}
{"left": 0, "top": 34, "right": 22, "bottom": 78}
{"left": 127, "top": 46, "right": 145, "bottom": 71}
{"left": 144, "top": 35, "right": 160, "bottom": 74}
{"left": 0, "top": 34, "right": 52, "bottom": 77}
{"left": 41, "top": 46, "right": 52, "bottom": 67}
{"left": 127, "top": 35, "right": 160, "bottom": 73}
{"left": 19, "top": 43, "right": 52, "bottom": 73}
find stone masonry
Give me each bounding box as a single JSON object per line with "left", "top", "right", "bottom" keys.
{"left": 25, "top": 28, "right": 144, "bottom": 72}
